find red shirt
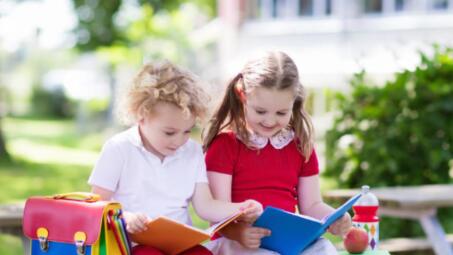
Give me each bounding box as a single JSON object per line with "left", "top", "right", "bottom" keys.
{"left": 205, "top": 131, "right": 319, "bottom": 213}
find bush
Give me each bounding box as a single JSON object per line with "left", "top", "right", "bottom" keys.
{"left": 324, "top": 46, "right": 453, "bottom": 238}
{"left": 30, "top": 84, "right": 76, "bottom": 118}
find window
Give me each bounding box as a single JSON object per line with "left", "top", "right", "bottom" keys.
{"left": 245, "top": 0, "right": 260, "bottom": 19}
{"left": 431, "top": 0, "right": 448, "bottom": 10}
{"left": 257, "top": 0, "right": 274, "bottom": 19}
{"left": 272, "top": 0, "right": 278, "bottom": 17}
{"left": 257, "top": 0, "right": 285, "bottom": 19}
{"left": 364, "top": 0, "right": 383, "bottom": 13}
{"left": 299, "top": 0, "right": 314, "bottom": 16}
{"left": 276, "top": 0, "right": 298, "bottom": 18}
{"left": 395, "top": 0, "right": 406, "bottom": 12}
{"left": 326, "top": 0, "right": 332, "bottom": 15}
{"left": 245, "top": 0, "right": 332, "bottom": 20}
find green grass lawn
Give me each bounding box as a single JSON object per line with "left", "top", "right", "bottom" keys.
{"left": 0, "top": 117, "right": 207, "bottom": 254}
{"left": 0, "top": 117, "right": 100, "bottom": 254}
{"left": 0, "top": 118, "right": 101, "bottom": 203}
{"left": 0, "top": 117, "right": 340, "bottom": 254}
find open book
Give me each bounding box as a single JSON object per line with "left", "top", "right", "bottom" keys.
{"left": 129, "top": 211, "right": 243, "bottom": 255}
{"left": 253, "top": 193, "right": 362, "bottom": 255}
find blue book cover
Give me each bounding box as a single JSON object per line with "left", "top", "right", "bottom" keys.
{"left": 253, "top": 193, "right": 362, "bottom": 255}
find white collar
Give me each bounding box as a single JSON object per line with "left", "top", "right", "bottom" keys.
{"left": 238, "top": 128, "right": 295, "bottom": 149}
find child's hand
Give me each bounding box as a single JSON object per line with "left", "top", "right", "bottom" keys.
{"left": 124, "top": 212, "right": 150, "bottom": 234}
{"left": 236, "top": 222, "right": 271, "bottom": 249}
{"left": 239, "top": 199, "right": 263, "bottom": 223}
{"left": 328, "top": 212, "right": 352, "bottom": 237}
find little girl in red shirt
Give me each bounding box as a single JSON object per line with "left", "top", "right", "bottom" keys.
{"left": 203, "top": 51, "right": 350, "bottom": 254}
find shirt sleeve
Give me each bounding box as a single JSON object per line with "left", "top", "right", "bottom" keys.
{"left": 205, "top": 133, "right": 238, "bottom": 175}
{"left": 88, "top": 139, "right": 124, "bottom": 192}
{"left": 299, "top": 149, "right": 319, "bottom": 177}
{"left": 195, "top": 143, "right": 209, "bottom": 183}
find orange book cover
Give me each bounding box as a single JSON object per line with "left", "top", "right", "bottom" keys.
{"left": 129, "top": 211, "right": 243, "bottom": 255}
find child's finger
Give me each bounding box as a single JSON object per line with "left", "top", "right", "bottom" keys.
{"left": 132, "top": 221, "right": 145, "bottom": 233}
{"left": 243, "top": 200, "right": 262, "bottom": 210}
{"left": 243, "top": 206, "right": 260, "bottom": 216}
{"left": 241, "top": 214, "right": 259, "bottom": 223}
{"left": 136, "top": 214, "right": 149, "bottom": 230}
{"left": 242, "top": 209, "right": 258, "bottom": 218}
{"left": 251, "top": 227, "right": 271, "bottom": 237}
{"left": 244, "top": 239, "right": 261, "bottom": 249}
{"left": 127, "top": 219, "right": 147, "bottom": 233}
{"left": 127, "top": 223, "right": 140, "bottom": 234}
{"left": 241, "top": 209, "right": 256, "bottom": 219}
{"left": 137, "top": 213, "right": 148, "bottom": 223}
{"left": 126, "top": 226, "right": 135, "bottom": 234}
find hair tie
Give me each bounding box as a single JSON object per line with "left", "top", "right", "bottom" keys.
{"left": 234, "top": 74, "right": 246, "bottom": 102}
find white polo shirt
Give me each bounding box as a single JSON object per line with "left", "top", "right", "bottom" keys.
{"left": 88, "top": 126, "right": 208, "bottom": 225}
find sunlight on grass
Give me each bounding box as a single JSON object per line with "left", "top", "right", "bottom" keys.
{"left": 8, "top": 139, "right": 99, "bottom": 167}
{"left": 4, "top": 118, "right": 74, "bottom": 138}
{"left": 3, "top": 117, "right": 106, "bottom": 151}
{"left": 323, "top": 231, "right": 343, "bottom": 245}
{"left": 0, "top": 117, "right": 209, "bottom": 254}
{"left": 0, "top": 160, "right": 92, "bottom": 203}
{"left": 0, "top": 235, "right": 23, "bottom": 255}
{"left": 190, "top": 206, "right": 209, "bottom": 229}
{"left": 0, "top": 117, "right": 342, "bottom": 254}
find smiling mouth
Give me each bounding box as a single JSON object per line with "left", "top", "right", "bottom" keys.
{"left": 260, "top": 124, "right": 276, "bottom": 130}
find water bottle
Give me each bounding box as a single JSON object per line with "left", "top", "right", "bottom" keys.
{"left": 352, "top": 185, "right": 379, "bottom": 250}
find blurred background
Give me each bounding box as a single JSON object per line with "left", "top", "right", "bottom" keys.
{"left": 1, "top": 0, "right": 452, "bottom": 254}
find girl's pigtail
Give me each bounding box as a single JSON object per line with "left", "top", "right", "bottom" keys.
{"left": 290, "top": 91, "right": 314, "bottom": 161}
{"left": 202, "top": 73, "right": 246, "bottom": 151}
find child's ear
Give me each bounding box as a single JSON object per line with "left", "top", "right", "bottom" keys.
{"left": 137, "top": 111, "right": 146, "bottom": 124}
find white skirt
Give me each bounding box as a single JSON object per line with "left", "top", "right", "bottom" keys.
{"left": 204, "top": 237, "right": 338, "bottom": 255}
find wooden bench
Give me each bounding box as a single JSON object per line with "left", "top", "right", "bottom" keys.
{"left": 0, "top": 203, "right": 30, "bottom": 255}
{"left": 379, "top": 234, "right": 453, "bottom": 254}
{"left": 324, "top": 184, "right": 453, "bottom": 255}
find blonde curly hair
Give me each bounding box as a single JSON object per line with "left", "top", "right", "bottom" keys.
{"left": 120, "top": 61, "right": 209, "bottom": 125}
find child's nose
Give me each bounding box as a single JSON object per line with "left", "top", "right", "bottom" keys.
{"left": 263, "top": 119, "right": 277, "bottom": 127}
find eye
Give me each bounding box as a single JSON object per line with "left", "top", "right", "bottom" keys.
{"left": 164, "top": 131, "right": 176, "bottom": 136}
{"left": 184, "top": 130, "right": 192, "bottom": 134}
{"left": 277, "top": 112, "right": 288, "bottom": 116}
{"left": 256, "top": 110, "right": 266, "bottom": 115}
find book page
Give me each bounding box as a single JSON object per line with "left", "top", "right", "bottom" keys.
{"left": 129, "top": 216, "right": 210, "bottom": 255}
{"left": 322, "top": 193, "right": 361, "bottom": 229}
{"left": 205, "top": 211, "right": 244, "bottom": 236}
{"left": 294, "top": 213, "right": 322, "bottom": 223}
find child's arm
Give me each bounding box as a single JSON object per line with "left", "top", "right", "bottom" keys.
{"left": 297, "top": 175, "right": 351, "bottom": 236}
{"left": 91, "top": 185, "right": 149, "bottom": 233}
{"left": 206, "top": 172, "right": 270, "bottom": 249}
{"left": 91, "top": 185, "right": 114, "bottom": 200}
{"left": 191, "top": 182, "right": 262, "bottom": 223}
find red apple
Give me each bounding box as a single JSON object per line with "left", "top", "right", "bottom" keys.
{"left": 343, "top": 227, "right": 369, "bottom": 254}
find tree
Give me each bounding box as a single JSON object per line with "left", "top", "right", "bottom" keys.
{"left": 70, "top": 0, "right": 215, "bottom": 125}
{"left": 0, "top": 85, "right": 10, "bottom": 161}
{"left": 0, "top": 48, "right": 10, "bottom": 161}
{"left": 0, "top": 120, "right": 9, "bottom": 161}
